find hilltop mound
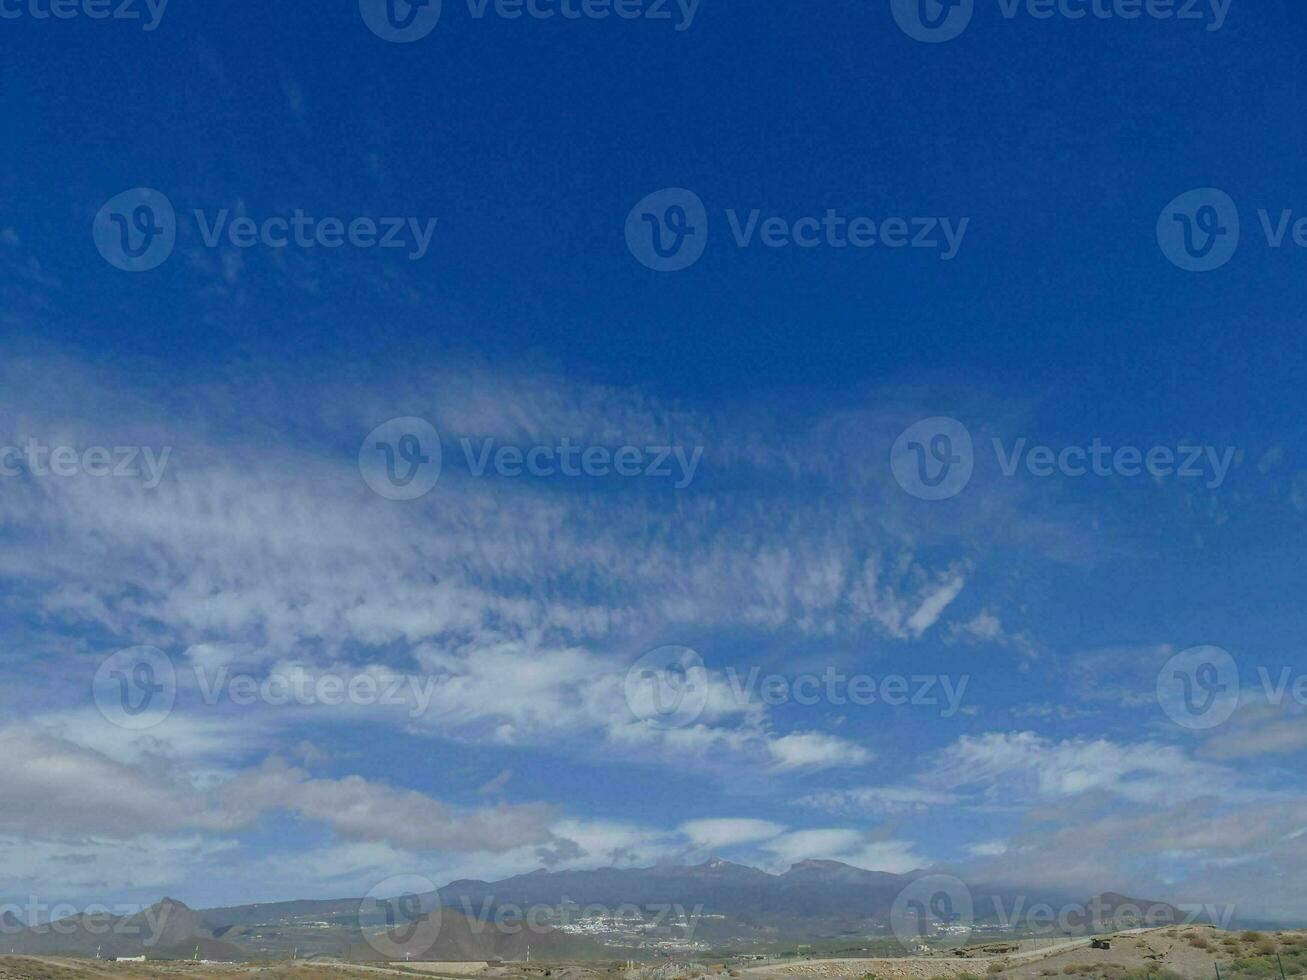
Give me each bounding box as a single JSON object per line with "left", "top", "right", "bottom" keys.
{"left": 348, "top": 906, "right": 597, "bottom": 962}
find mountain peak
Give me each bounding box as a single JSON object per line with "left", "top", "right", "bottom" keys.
{"left": 689, "top": 857, "right": 766, "bottom": 875}
{"left": 788, "top": 859, "right": 856, "bottom": 872}
{"left": 779, "top": 858, "right": 903, "bottom": 884}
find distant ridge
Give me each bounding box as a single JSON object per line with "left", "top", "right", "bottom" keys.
{"left": 0, "top": 859, "right": 1203, "bottom": 959}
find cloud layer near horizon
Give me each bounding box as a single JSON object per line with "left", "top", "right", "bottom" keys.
{"left": 0, "top": 345, "right": 1304, "bottom": 923}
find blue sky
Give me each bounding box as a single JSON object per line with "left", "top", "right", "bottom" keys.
{"left": 2, "top": 0, "right": 1307, "bottom": 928}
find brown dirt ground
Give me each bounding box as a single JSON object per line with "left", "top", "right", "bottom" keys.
{"left": 7, "top": 928, "right": 1307, "bottom": 980}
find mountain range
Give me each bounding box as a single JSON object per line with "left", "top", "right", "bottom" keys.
{"left": 0, "top": 858, "right": 1202, "bottom": 961}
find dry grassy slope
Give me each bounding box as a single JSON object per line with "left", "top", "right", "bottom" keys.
{"left": 6, "top": 928, "right": 1307, "bottom": 980}
{"left": 0, "top": 957, "right": 464, "bottom": 980}
{"left": 742, "top": 926, "right": 1307, "bottom": 980}
{"left": 1001, "top": 925, "right": 1307, "bottom": 979}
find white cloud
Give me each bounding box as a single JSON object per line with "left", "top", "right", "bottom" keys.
{"left": 761, "top": 829, "right": 928, "bottom": 874}
{"left": 767, "top": 732, "right": 873, "bottom": 772}
{"left": 0, "top": 729, "right": 555, "bottom": 854}
{"left": 904, "top": 572, "right": 967, "bottom": 637}
{"left": 925, "top": 731, "right": 1236, "bottom": 806}
{"left": 679, "top": 818, "right": 786, "bottom": 851}
{"left": 796, "top": 785, "right": 957, "bottom": 815}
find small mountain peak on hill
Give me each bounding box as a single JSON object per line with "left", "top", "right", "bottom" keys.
{"left": 684, "top": 857, "right": 770, "bottom": 877}
{"left": 698, "top": 857, "right": 743, "bottom": 870}
{"left": 779, "top": 859, "right": 908, "bottom": 885}
{"left": 1090, "top": 892, "right": 1183, "bottom": 918}
{"left": 787, "top": 859, "right": 857, "bottom": 873}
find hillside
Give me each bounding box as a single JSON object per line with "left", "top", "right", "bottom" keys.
{"left": 0, "top": 859, "right": 1213, "bottom": 961}
{"left": 348, "top": 907, "right": 599, "bottom": 962}
{"left": 3, "top": 898, "right": 215, "bottom": 959}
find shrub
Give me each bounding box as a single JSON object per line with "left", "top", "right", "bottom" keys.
{"left": 1189, "top": 936, "right": 1210, "bottom": 949}
{"left": 987, "top": 964, "right": 1005, "bottom": 975}
{"left": 1241, "top": 931, "right": 1265, "bottom": 942}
